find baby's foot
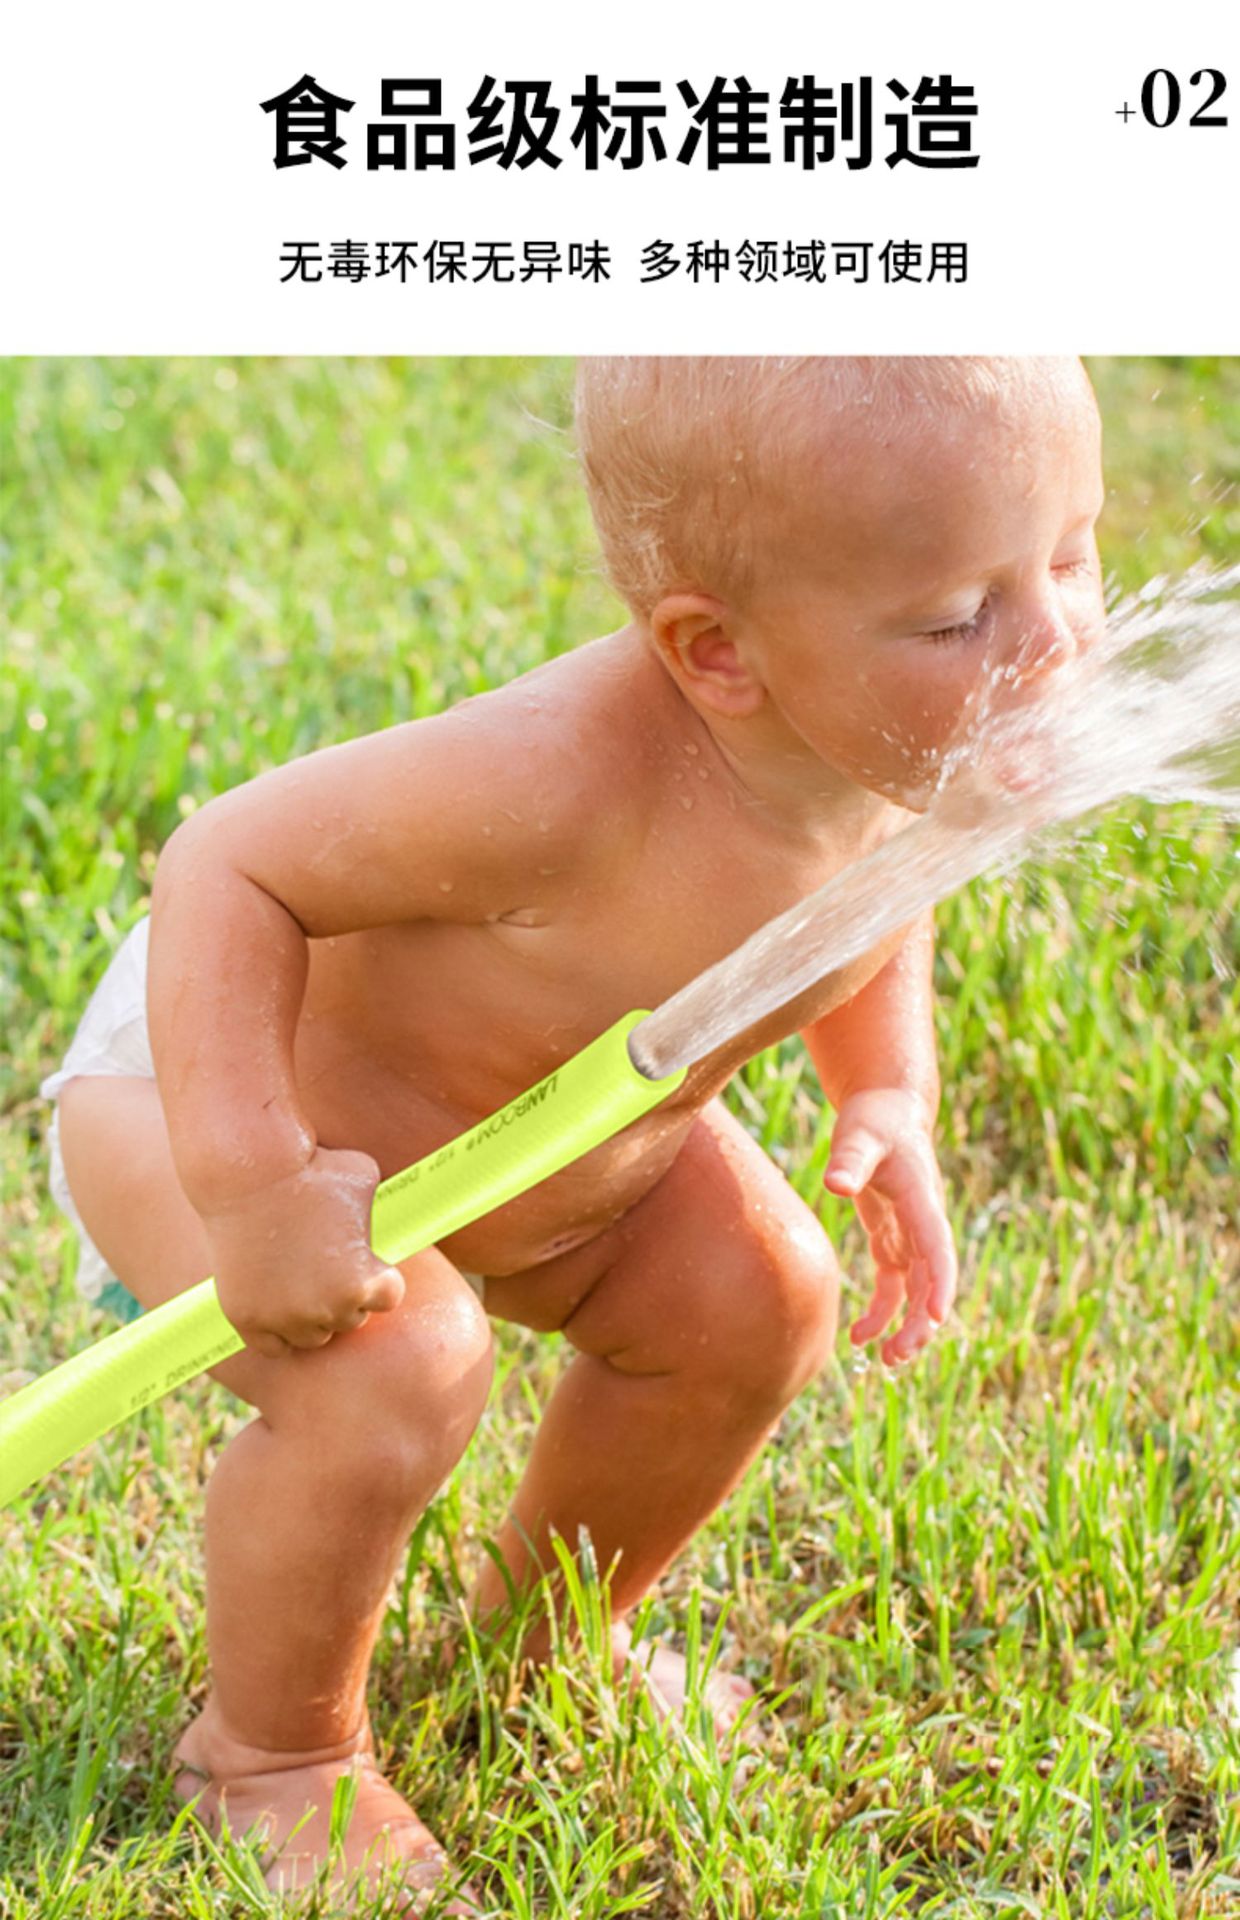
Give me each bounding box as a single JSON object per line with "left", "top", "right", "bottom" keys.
{"left": 611, "top": 1620, "right": 757, "bottom": 1742}
{"left": 172, "top": 1698, "right": 478, "bottom": 1913}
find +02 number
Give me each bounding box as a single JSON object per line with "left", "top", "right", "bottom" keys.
{"left": 1139, "top": 68, "right": 1228, "bottom": 128}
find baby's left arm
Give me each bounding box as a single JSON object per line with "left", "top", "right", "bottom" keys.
{"left": 800, "top": 911, "right": 957, "bottom": 1365}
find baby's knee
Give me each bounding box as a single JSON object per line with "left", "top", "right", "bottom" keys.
{"left": 716, "top": 1212, "right": 841, "bottom": 1408}
{"left": 266, "top": 1261, "right": 494, "bottom": 1490}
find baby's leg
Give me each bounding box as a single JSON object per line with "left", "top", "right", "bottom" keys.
{"left": 55, "top": 1075, "right": 491, "bottom": 1906}
{"left": 478, "top": 1098, "right": 841, "bottom": 1703}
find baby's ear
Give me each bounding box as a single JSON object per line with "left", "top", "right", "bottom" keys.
{"left": 649, "top": 593, "right": 766, "bottom": 717}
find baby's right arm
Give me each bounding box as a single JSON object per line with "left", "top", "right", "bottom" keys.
{"left": 148, "top": 697, "right": 594, "bottom": 1358}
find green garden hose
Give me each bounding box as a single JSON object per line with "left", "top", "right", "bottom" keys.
{"left": 0, "top": 1012, "right": 685, "bottom": 1509}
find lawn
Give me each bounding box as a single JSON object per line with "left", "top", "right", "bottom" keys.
{"left": 1, "top": 357, "right": 1238, "bottom": 1917}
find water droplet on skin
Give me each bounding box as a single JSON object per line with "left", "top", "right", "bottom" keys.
{"left": 684, "top": 741, "right": 700, "bottom": 756}
{"left": 439, "top": 880, "right": 454, "bottom": 892}
{"left": 481, "top": 824, "right": 494, "bottom": 837}
{"left": 679, "top": 796, "right": 694, "bottom": 810}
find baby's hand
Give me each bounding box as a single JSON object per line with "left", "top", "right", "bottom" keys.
{"left": 198, "top": 1145, "right": 406, "bottom": 1359}
{"left": 822, "top": 1089, "right": 957, "bottom": 1367}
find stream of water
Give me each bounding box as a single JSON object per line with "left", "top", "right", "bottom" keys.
{"left": 631, "top": 566, "right": 1240, "bottom": 1081}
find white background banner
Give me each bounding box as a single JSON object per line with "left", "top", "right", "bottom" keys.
{"left": 2, "top": 0, "right": 1238, "bottom": 350}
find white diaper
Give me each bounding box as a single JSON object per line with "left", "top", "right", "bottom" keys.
{"left": 41, "top": 916, "right": 155, "bottom": 1310}
{"left": 40, "top": 913, "right": 485, "bottom": 1313}
{"left": 41, "top": 915, "right": 156, "bottom": 1105}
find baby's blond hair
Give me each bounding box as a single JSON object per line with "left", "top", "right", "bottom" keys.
{"left": 574, "top": 356, "right": 1085, "bottom": 618}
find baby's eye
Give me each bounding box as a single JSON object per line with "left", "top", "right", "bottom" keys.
{"left": 923, "top": 601, "right": 989, "bottom": 645}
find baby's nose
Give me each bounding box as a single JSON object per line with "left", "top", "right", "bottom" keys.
{"left": 1004, "top": 604, "right": 1079, "bottom": 691}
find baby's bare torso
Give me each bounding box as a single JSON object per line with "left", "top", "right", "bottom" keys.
{"left": 290, "top": 632, "right": 909, "bottom": 1278}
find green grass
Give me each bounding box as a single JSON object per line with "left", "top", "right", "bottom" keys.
{"left": 2, "top": 357, "right": 1238, "bottom": 1916}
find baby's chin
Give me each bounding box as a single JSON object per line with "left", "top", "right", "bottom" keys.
{"left": 857, "top": 744, "right": 1055, "bottom": 820}
{"left": 888, "top": 786, "right": 936, "bottom": 817}
{"left": 891, "top": 748, "right": 1055, "bottom": 827}
{"left": 872, "top": 765, "right": 945, "bottom": 816}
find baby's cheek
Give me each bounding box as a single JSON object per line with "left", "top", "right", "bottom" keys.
{"left": 1072, "top": 579, "right": 1107, "bottom": 650}
{"left": 900, "top": 664, "right": 986, "bottom": 755}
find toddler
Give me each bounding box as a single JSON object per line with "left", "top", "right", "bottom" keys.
{"left": 43, "top": 355, "right": 1106, "bottom": 1909}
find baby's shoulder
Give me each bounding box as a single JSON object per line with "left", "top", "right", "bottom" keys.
{"left": 494, "top": 629, "right": 665, "bottom": 795}
{"left": 436, "top": 633, "right": 658, "bottom": 878}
